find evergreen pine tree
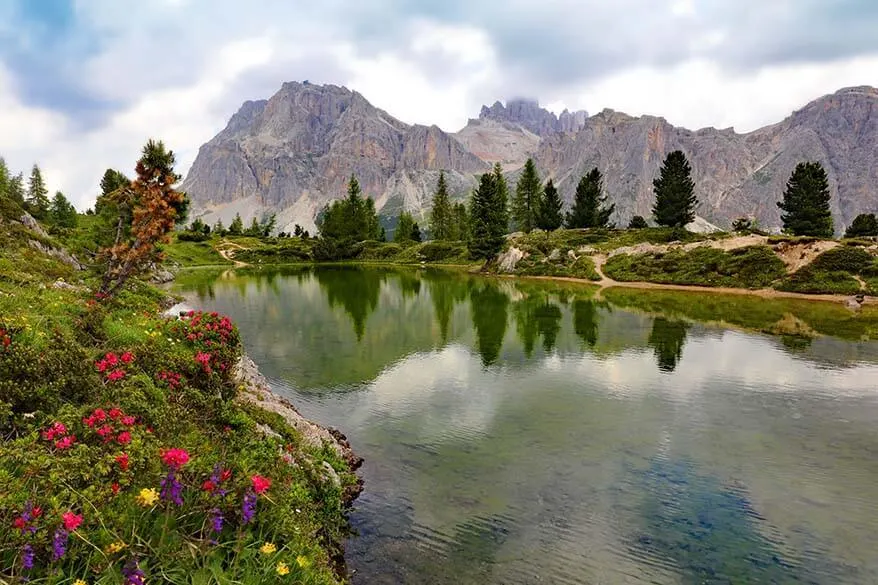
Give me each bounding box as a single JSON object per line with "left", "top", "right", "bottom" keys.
{"left": 7, "top": 173, "right": 25, "bottom": 206}
{"left": 213, "top": 219, "right": 227, "bottom": 236}
{"left": 777, "top": 161, "right": 834, "bottom": 237}
{"left": 566, "top": 168, "right": 614, "bottom": 228}
{"left": 492, "top": 162, "right": 509, "bottom": 233}
{"left": 245, "top": 216, "right": 261, "bottom": 236}
{"left": 845, "top": 213, "right": 878, "bottom": 238}
{"left": 451, "top": 202, "right": 469, "bottom": 241}
{"left": 228, "top": 213, "right": 244, "bottom": 236}
{"left": 50, "top": 191, "right": 78, "bottom": 228}
{"left": 411, "top": 222, "right": 422, "bottom": 242}
{"left": 652, "top": 151, "right": 697, "bottom": 228}
{"left": 535, "top": 179, "right": 564, "bottom": 230}
{"left": 468, "top": 164, "right": 508, "bottom": 260}
{"left": 395, "top": 211, "right": 416, "bottom": 244}
{"left": 429, "top": 171, "right": 453, "bottom": 240}
{"left": 512, "top": 158, "right": 542, "bottom": 233}
{"left": 27, "top": 164, "right": 50, "bottom": 219}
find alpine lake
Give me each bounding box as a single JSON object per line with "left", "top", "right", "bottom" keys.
{"left": 172, "top": 265, "right": 878, "bottom": 585}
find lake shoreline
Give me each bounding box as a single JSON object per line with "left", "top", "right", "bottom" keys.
{"left": 506, "top": 274, "right": 875, "bottom": 305}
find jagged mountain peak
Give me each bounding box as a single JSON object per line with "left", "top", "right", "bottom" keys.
{"left": 185, "top": 81, "right": 878, "bottom": 236}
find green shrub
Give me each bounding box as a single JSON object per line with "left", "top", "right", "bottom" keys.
{"left": 604, "top": 245, "right": 785, "bottom": 289}
{"left": 810, "top": 246, "right": 873, "bottom": 273}
{"left": 776, "top": 268, "right": 862, "bottom": 295}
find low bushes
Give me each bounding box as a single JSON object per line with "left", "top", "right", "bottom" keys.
{"left": 776, "top": 246, "right": 877, "bottom": 295}
{"left": 604, "top": 245, "right": 786, "bottom": 289}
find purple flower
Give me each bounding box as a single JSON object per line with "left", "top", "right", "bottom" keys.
{"left": 122, "top": 558, "right": 145, "bottom": 585}
{"left": 209, "top": 464, "right": 228, "bottom": 498}
{"left": 52, "top": 528, "right": 69, "bottom": 561}
{"left": 21, "top": 544, "right": 34, "bottom": 570}
{"left": 241, "top": 491, "right": 257, "bottom": 524}
{"left": 159, "top": 469, "right": 183, "bottom": 506}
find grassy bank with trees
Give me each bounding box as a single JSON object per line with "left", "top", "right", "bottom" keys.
{"left": 0, "top": 143, "right": 360, "bottom": 583}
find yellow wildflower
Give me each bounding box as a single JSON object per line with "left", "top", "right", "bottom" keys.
{"left": 73, "top": 580, "right": 88, "bottom": 585}
{"left": 275, "top": 562, "right": 290, "bottom": 576}
{"left": 260, "top": 542, "right": 277, "bottom": 555}
{"left": 135, "top": 488, "right": 159, "bottom": 507}
{"left": 105, "top": 541, "right": 127, "bottom": 554}
{"left": 296, "top": 555, "right": 310, "bottom": 568}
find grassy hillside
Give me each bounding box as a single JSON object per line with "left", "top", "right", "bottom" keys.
{"left": 0, "top": 200, "right": 358, "bottom": 584}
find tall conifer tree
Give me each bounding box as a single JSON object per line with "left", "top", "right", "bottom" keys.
{"left": 536, "top": 179, "right": 564, "bottom": 230}
{"left": 429, "top": 171, "right": 453, "bottom": 240}
{"left": 27, "top": 164, "right": 50, "bottom": 219}
{"left": 512, "top": 158, "right": 542, "bottom": 233}
{"left": 777, "top": 161, "right": 833, "bottom": 237}
{"left": 652, "top": 151, "right": 697, "bottom": 228}
{"left": 566, "top": 168, "right": 614, "bottom": 228}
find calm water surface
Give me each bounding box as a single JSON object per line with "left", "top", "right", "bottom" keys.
{"left": 174, "top": 266, "right": 878, "bottom": 584}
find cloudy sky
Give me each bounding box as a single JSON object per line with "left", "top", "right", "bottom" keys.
{"left": 1, "top": 0, "right": 877, "bottom": 209}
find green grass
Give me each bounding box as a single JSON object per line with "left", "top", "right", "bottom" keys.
{"left": 161, "top": 236, "right": 231, "bottom": 266}
{"left": 510, "top": 253, "right": 601, "bottom": 281}
{"left": 604, "top": 245, "right": 786, "bottom": 289}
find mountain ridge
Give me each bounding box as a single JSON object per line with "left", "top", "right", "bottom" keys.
{"left": 183, "top": 83, "right": 878, "bottom": 234}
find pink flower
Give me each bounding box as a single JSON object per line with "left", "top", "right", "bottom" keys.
{"left": 116, "top": 453, "right": 130, "bottom": 471}
{"left": 121, "top": 415, "right": 136, "bottom": 426}
{"left": 120, "top": 351, "right": 134, "bottom": 364}
{"left": 108, "top": 408, "right": 123, "bottom": 420}
{"left": 201, "top": 480, "right": 215, "bottom": 493}
{"left": 116, "top": 431, "right": 132, "bottom": 446}
{"left": 251, "top": 475, "right": 272, "bottom": 495}
{"left": 97, "top": 424, "right": 114, "bottom": 438}
{"left": 55, "top": 435, "right": 76, "bottom": 450}
{"left": 161, "top": 448, "right": 190, "bottom": 469}
{"left": 195, "top": 352, "right": 211, "bottom": 365}
{"left": 61, "top": 511, "right": 83, "bottom": 531}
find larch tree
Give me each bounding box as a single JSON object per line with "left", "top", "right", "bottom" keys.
{"left": 50, "top": 191, "right": 78, "bottom": 228}
{"left": 228, "top": 213, "right": 244, "bottom": 236}
{"left": 512, "top": 158, "right": 542, "bottom": 233}
{"left": 429, "top": 171, "right": 453, "bottom": 240}
{"left": 394, "top": 211, "right": 416, "bottom": 244}
{"left": 652, "top": 151, "right": 697, "bottom": 228}
{"left": 777, "top": 161, "right": 834, "bottom": 237}
{"left": 98, "top": 140, "right": 188, "bottom": 298}
{"left": 26, "top": 164, "right": 50, "bottom": 220}
{"left": 566, "top": 168, "right": 614, "bottom": 228}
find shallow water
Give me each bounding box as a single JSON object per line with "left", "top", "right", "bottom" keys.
{"left": 175, "top": 266, "right": 878, "bottom": 584}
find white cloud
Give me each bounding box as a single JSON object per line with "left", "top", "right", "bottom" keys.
{"left": 1, "top": 1, "right": 877, "bottom": 210}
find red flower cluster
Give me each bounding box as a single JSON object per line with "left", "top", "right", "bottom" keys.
{"left": 115, "top": 452, "right": 130, "bottom": 471}
{"left": 42, "top": 422, "right": 76, "bottom": 450}
{"left": 0, "top": 327, "right": 11, "bottom": 349}
{"left": 161, "top": 448, "right": 190, "bottom": 469}
{"left": 61, "top": 511, "right": 83, "bottom": 531}
{"left": 84, "top": 407, "right": 138, "bottom": 445}
{"left": 251, "top": 474, "right": 272, "bottom": 494}
{"left": 194, "top": 351, "right": 212, "bottom": 373}
{"left": 157, "top": 370, "right": 183, "bottom": 389}
{"left": 96, "top": 351, "right": 133, "bottom": 383}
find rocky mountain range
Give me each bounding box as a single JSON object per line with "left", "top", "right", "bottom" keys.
{"left": 183, "top": 82, "right": 878, "bottom": 234}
